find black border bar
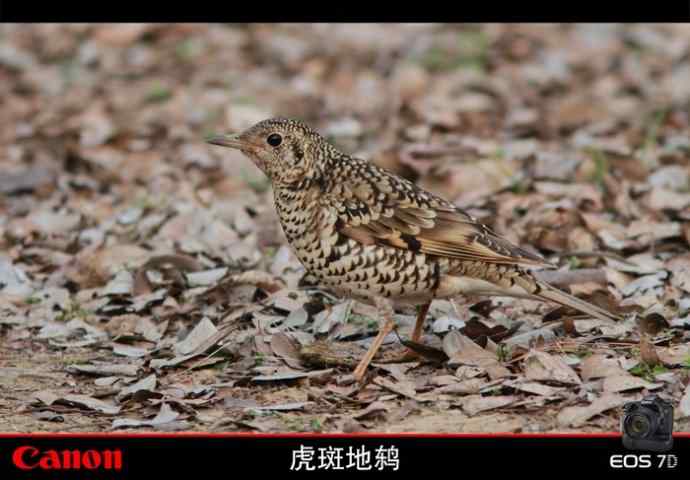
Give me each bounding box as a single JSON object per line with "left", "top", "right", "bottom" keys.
{"left": 1, "top": 433, "right": 688, "bottom": 476}
{"left": 1, "top": 1, "right": 689, "bottom": 22}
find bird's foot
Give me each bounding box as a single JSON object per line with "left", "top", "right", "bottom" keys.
{"left": 399, "top": 347, "right": 421, "bottom": 362}
{"left": 376, "top": 346, "right": 420, "bottom": 363}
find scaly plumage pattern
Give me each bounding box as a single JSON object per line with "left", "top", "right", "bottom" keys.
{"left": 207, "top": 117, "right": 620, "bottom": 381}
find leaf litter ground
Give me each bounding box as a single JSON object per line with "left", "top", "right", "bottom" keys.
{"left": 2, "top": 24, "right": 690, "bottom": 433}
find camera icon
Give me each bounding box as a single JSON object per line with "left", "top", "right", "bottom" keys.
{"left": 621, "top": 395, "right": 674, "bottom": 453}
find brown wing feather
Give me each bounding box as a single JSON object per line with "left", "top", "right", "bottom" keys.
{"left": 323, "top": 162, "right": 552, "bottom": 268}
{"left": 415, "top": 209, "right": 551, "bottom": 266}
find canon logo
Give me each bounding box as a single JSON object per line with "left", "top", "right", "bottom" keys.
{"left": 12, "top": 446, "right": 123, "bottom": 471}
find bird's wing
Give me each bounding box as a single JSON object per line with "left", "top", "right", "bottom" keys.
{"left": 322, "top": 161, "right": 552, "bottom": 268}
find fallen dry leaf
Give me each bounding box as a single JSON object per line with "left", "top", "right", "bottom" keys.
{"left": 580, "top": 354, "right": 627, "bottom": 381}
{"left": 679, "top": 384, "right": 690, "bottom": 419}
{"left": 524, "top": 350, "right": 581, "bottom": 385}
{"left": 112, "top": 403, "right": 180, "bottom": 429}
{"left": 602, "top": 374, "right": 662, "bottom": 393}
{"left": 34, "top": 393, "right": 121, "bottom": 415}
{"left": 68, "top": 363, "right": 140, "bottom": 377}
{"left": 460, "top": 395, "right": 518, "bottom": 416}
{"left": 557, "top": 394, "right": 627, "bottom": 427}
{"left": 639, "top": 335, "right": 661, "bottom": 366}
{"left": 443, "top": 330, "right": 511, "bottom": 380}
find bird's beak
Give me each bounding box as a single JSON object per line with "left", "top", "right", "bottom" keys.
{"left": 205, "top": 133, "right": 252, "bottom": 150}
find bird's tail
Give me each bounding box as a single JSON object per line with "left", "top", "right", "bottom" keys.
{"left": 518, "top": 275, "right": 621, "bottom": 322}
{"left": 443, "top": 268, "right": 621, "bottom": 322}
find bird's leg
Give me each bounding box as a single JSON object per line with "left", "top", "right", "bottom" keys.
{"left": 392, "top": 301, "right": 432, "bottom": 361}
{"left": 411, "top": 301, "right": 431, "bottom": 343}
{"left": 353, "top": 297, "right": 395, "bottom": 382}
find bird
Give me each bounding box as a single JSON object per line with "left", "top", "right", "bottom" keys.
{"left": 207, "top": 117, "right": 620, "bottom": 381}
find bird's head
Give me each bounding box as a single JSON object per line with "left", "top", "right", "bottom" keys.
{"left": 206, "top": 117, "right": 325, "bottom": 185}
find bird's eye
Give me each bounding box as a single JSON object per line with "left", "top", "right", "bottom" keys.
{"left": 267, "top": 133, "right": 282, "bottom": 147}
